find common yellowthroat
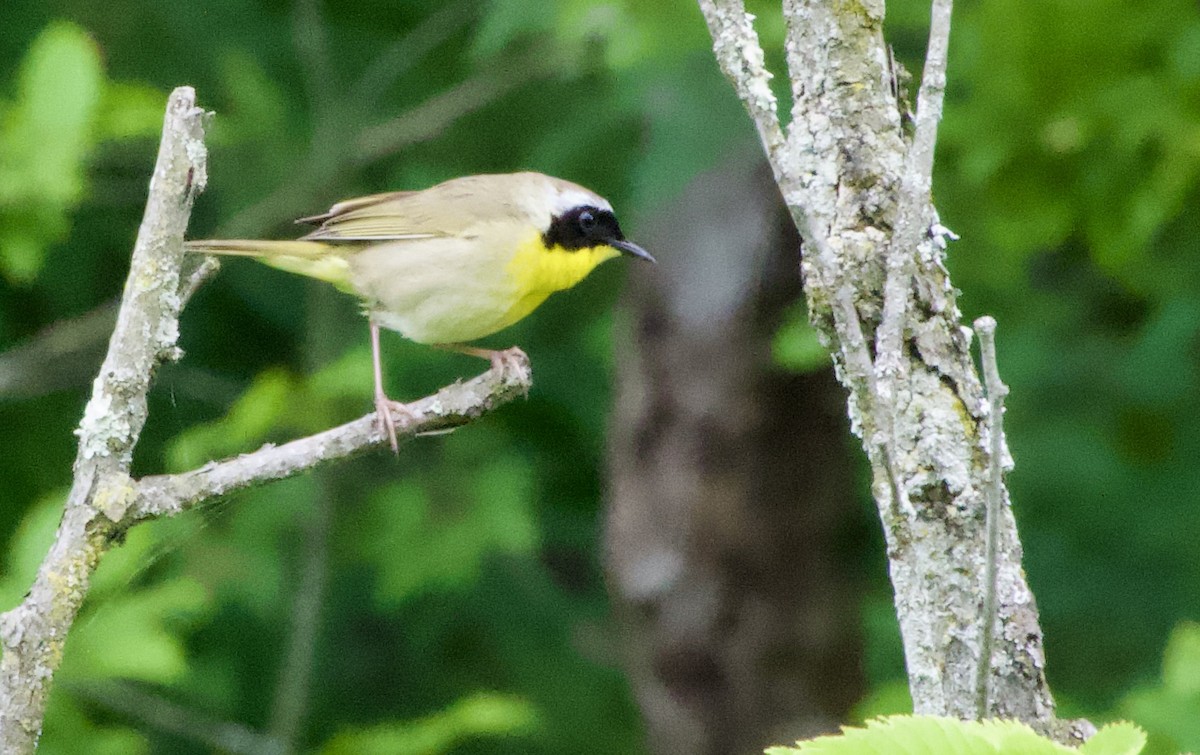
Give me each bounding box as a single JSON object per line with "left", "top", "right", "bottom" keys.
{"left": 186, "top": 171, "right": 654, "bottom": 451}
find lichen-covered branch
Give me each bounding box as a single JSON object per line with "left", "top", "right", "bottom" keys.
{"left": 0, "top": 88, "right": 532, "bottom": 753}
{"left": 696, "top": 0, "right": 786, "bottom": 163}
{"left": 0, "top": 86, "right": 209, "bottom": 754}
{"left": 698, "top": 0, "right": 1072, "bottom": 735}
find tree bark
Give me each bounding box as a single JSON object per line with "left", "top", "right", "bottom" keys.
{"left": 607, "top": 154, "right": 865, "bottom": 755}
{"left": 696, "top": 0, "right": 1090, "bottom": 739}
{"left": 0, "top": 85, "right": 210, "bottom": 754}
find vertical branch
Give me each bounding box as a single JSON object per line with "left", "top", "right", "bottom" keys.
{"left": 0, "top": 87, "right": 209, "bottom": 754}
{"left": 973, "top": 316, "right": 1009, "bottom": 717}
{"left": 875, "top": 0, "right": 953, "bottom": 381}
{"left": 699, "top": 0, "right": 1069, "bottom": 734}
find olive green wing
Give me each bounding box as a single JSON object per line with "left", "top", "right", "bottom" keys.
{"left": 297, "top": 185, "right": 483, "bottom": 243}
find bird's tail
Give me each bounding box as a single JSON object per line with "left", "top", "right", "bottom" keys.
{"left": 185, "top": 239, "right": 351, "bottom": 287}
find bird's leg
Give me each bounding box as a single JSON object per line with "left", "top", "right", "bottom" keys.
{"left": 436, "top": 344, "right": 527, "bottom": 376}
{"left": 371, "top": 321, "right": 415, "bottom": 453}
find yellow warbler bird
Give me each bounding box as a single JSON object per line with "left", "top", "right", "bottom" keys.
{"left": 186, "top": 171, "right": 654, "bottom": 451}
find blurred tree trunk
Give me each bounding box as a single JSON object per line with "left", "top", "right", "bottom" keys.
{"left": 606, "top": 154, "right": 865, "bottom": 755}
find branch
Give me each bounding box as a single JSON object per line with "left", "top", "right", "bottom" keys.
{"left": 131, "top": 359, "right": 531, "bottom": 521}
{"left": 354, "top": 55, "right": 554, "bottom": 164}
{"left": 0, "top": 301, "right": 118, "bottom": 398}
{"left": 68, "top": 680, "right": 285, "bottom": 755}
{"left": 875, "top": 0, "right": 953, "bottom": 387}
{"left": 348, "top": 0, "right": 477, "bottom": 111}
{"left": 972, "top": 315, "right": 1008, "bottom": 717}
{"left": 699, "top": 0, "right": 1066, "bottom": 732}
{"left": 0, "top": 86, "right": 208, "bottom": 754}
{"left": 0, "top": 88, "right": 533, "bottom": 752}
{"left": 697, "top": 0, "right": 786, "bottom": 164}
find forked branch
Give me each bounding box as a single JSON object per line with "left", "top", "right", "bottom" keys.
{"left": 0, "top": 87, "right": 530, "bottom": 754}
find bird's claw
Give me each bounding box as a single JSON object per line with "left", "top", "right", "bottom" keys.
{"left": 489, "top": 346, "right": 527, "bottom": 378}
{"left": 374, "top": 395, "right": 416, "bottom": 454}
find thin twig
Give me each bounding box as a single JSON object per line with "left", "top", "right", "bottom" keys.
{"left": 349, "top": 0, "right": 477, "bottom": 111}
{"left": 0, "top": 302, "right": 118, "bottom": 398}
{"left": 354, "top": 56, "right": 553, "bottom": 164}
{"left": 69, "top": 680, "right": 285, "bottom": 755}
{"left": 870, "top": 0, "right": 955, "bottom": 526}
{"left": 179, "top": 255, "right": 221, "bottom": 306}
{"left": 291, "top": 0, "right": 337, "bottom": 117}
{"left": 836, "top": 288, "right": 913, "bottom": 517}
{"left": 874, "top": 0, "right": 954, "bottom": 446}
{"left": 268, "top": 483, "right": 331, "bottom": 750}
{"left": 973, "top": 315, "right": 1008, "bottom": 718}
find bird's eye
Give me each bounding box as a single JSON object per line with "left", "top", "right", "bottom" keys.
{"left": 577, "top": 210, "right": 596, "bottom": 232}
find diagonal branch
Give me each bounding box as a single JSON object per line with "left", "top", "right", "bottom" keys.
{"left": 131, "top": 359, "right": 531, "bottom": 522}
{"left": 696, "top": 0, "right": 786, "bottom": 167}
{"left": 354, "top": 54, "right": 555, "bottom": 164}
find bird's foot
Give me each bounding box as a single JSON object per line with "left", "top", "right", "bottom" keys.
{"left": 487, "top": 346, "right": 528, "bottom": 378}
{"left": 437, "top": 344, "right": 527, "bottom": 379}
{"left": 374, "top": 393, "right": 417, "bottom": 454}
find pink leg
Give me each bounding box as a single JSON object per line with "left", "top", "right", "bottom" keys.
{"left": 436, "top": 343, "right": 527, "bottom": 373}
{"left": 371, "top": 321, "right": 409, "bottom": 453}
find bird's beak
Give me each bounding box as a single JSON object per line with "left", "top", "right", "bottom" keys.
{"left": 609, "top": 238, "right": 656, "bottom": 264}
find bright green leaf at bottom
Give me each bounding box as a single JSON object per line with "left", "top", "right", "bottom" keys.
{"left": 766, "top": 716, "right": 1146, "bottom": 755}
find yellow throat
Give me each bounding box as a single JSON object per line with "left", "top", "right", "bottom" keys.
{"left": 502, "top": 232, "right": 620, "bottom": 328}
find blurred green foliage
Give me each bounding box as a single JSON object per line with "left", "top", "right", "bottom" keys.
{"left": 1118, "top": 622, "right": 1200, "bottom": 754}
{"left": 1, "top": 0, "right": 1200, "bottom": 751}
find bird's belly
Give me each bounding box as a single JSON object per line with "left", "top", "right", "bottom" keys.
{"left": 348, "top": 239, "right": 529, "bottom": 344}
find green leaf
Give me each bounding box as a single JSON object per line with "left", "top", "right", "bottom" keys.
{"left": 96, "top": 81, "right": 170, "bottom": 141}
{"left": 60, "top": 578, "right": 208, "bottom": 683}
{"left": 320, "top": 692, "right": 537, "bottom": 755}
{"left": 1120, "top": 621, "right": 1200, "bottom": 750}
{"left": 214, "top": 50, "right": 291, "bottom": 145}
{"left": 473, "top": 0, "right": 555, "bottom": 60}
{"left": 475, "top": 0, "right": 725, "bottom": 70}
{"left": 38, "top": 696, "right": 148, "bottom": 755}
{"left": 1079, "top": 722, "right": 1148, "bottom": 755}
{"left": 0, "top": 492, "right": 65, "bottom": 611}
{"left": 362, "top": 452, "right": 538, "bottom": 606}
{"left": 0, "top": 21, "right": 103, "bottom": 282}
{"left": 1161, "top": 622, "right": 1200, "bottom": 696}
{"left": 165, "top": 368, "right": 324, "bottom": 469}
{"left": 767, "top": 716, "right": 1146, "bottom": 755}
{"left": 773, "top": 305, "right": 831, "bottom": 373}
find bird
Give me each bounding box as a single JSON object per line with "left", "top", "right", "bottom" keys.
{"left": 185, "top": 171, "right": 655, "bottom": 452}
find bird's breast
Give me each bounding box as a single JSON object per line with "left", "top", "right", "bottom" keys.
{"left": 505, "top": 232, "right": 620, "bottom": 298}
{"left": 346, "top": 229, "right": 617, "bottom": 345}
